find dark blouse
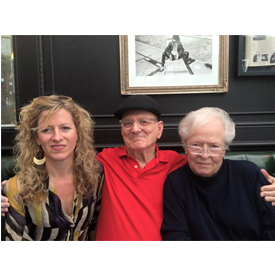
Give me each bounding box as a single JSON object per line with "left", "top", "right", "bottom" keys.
{"left": 161, "top": 159, "right": 275, "bottom": 240}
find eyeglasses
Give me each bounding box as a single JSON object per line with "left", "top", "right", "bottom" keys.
{"left": 33, "top": 95, "right": 73, "bottom": 102}
{"left": 119, "top": 118, "right": 157, "bottom": 128}
{"left": 185, "top": 144, "right": 226, "bottom": 157}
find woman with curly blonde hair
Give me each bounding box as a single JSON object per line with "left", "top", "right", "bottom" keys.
{"left": 3, "top": 95, "right": 102, "bottom": 241}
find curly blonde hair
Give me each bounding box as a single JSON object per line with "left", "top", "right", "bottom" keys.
{"left": 14, "top": 95, "right": 100, "bottom": 205}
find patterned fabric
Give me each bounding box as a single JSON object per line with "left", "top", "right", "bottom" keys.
{"left": 3, "top": 175, "right": 103, "bottom": 241}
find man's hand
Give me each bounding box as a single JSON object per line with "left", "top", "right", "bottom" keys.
{"left": 261, "top": 169, "right": 275, "bottom": 206}
{"left": 1, "top": 180, "right": 10, "bottom": 216}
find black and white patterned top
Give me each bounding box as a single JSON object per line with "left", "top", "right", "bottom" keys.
{"left": 3, "top": 175, "right": 103, "bottom": 241}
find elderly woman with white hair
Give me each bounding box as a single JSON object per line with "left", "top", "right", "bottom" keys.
{"left": 161, "top": 107, "right": 275, "bottom": 240}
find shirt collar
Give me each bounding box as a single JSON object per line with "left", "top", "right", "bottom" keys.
{"left": 118, "top": 145, "right": 169, "bottom": 163}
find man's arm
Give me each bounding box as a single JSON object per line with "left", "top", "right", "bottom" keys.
{"left": 88, "top": 173, "right": 104, "bottom": 240}
{"left": 260, "top": 169, "right": 275, "bottom": 206}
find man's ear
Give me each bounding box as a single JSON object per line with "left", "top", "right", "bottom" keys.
{"left": 157, "top": 121, "right": 164, "bottom": 139}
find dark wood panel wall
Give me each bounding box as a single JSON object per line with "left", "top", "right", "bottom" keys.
{"left": 2, "top": 35, "right": 275, "bottom": 155}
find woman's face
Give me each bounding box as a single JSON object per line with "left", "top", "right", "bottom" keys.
{"left": 36, "top": 108, "right": 78, "bottom": 164}
{"left": 185, "top": 117, "right": 226, "bottom": 177}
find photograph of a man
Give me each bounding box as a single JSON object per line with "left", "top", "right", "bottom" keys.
{"left": 159, "top": 35, "right": 195, "bottom": 72}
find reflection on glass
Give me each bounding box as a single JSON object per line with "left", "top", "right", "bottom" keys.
{"left": 1, "top": 35, "right": 16, "bottom": 127}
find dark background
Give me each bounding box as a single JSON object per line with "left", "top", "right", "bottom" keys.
{"left": 2, "top": 35, "right": 275, "bottom": 155}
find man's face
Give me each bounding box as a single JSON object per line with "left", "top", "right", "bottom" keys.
{"left": 120, "top": 110, "right": 163, "bottom": 153}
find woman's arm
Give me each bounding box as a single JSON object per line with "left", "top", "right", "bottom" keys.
{"left": 3, "top": 176, "right": 33, "bottom": 241}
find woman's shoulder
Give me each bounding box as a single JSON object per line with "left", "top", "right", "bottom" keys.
{"left": 167, "top": 163, "right": 189, "bottom": 178}
{"left": 224, "top": 159, "right": 261, "bottom": 179}
{"left": 3, "top": 175, "right": 25, "bottom": 214}
{"left": 224, "top": 159, "right": 259, "bottom": 170}
{"left": 2, "top": 175, "right": 19, "bottom": 196}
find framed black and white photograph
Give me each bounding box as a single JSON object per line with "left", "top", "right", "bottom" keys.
{"left": 238, "top": 35, "right": 275, "bottom": 76}
{"left": 120, "top": 35, "right": 229, "bottom": 94}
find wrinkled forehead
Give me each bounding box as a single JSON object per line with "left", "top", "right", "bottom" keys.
{"left": 122, "top": 110, "right": 157, "bottom": 120}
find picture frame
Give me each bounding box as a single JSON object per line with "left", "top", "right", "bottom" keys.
{"left": 119, "top": 35, "right": 229, "bottom": 95}
{"left": 238, "top": 35, "right": 275, "bottom": 76}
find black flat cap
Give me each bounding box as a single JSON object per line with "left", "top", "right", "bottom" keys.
{"left": 114, "top": 95, "right": 161, "bottom": 120}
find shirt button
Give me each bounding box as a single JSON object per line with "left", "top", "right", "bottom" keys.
{"left": 134, "top": 165, "right": 138, "bottom": 168}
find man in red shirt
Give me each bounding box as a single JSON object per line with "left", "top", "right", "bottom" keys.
{"left": 95, "top": 96, "right": 187, "bottom": 240}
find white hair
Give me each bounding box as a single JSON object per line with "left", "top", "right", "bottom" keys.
{"left": 178, "top": 107, "right": 235, "bottom": 149}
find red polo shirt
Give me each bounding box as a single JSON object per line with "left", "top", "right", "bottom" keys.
{"left": 95, "top": 146, "right": 187, "bottom": 241}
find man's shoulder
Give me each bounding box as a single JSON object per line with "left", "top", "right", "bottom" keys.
{"left": 99, "top": 146, "right": 125, "bottom": 155}
{"left": 97, "top": 147, "right": 126, "bottom": 163}
{"left": 159, "top": 149, "right": 186, "bottom": 158}
{"left": 158, "top": 150, "right": 187, "bottom": 164}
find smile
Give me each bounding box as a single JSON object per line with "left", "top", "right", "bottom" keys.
{"left": 131, "top": 136, "right": 145, "bottom": 140}
{"left": 197, "top": 162, "right": 211, "bottom": 166}
{"left": 51, "top": 145, "right": 66, "bottom": 151}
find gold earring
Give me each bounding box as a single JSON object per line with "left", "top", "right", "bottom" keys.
{"left": 33, "top": 147, "right": 46, "bottom": 165}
